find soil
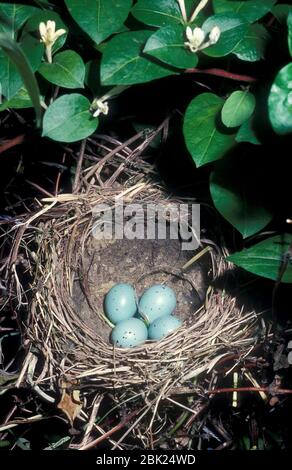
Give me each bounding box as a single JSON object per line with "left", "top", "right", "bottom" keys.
{"left": 72, "top": 236, "right": 212, "bottom": 343}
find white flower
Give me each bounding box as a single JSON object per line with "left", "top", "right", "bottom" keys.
{"left": 39, "top": 20, "right": 66, "bottom": 47}
{"left": 91, "top": 99, "right": 109, "bottom": 118}
{"left": 39, "top": 20, "right": 66, "bottom": 63}
{"left": 184, "top": 24, "right": 221, "bottom": 53}
{"left": 184, "top": 26, "right": 205, "bottom": 52}
{"left": 209, "top": 26, "right": 221, "bottom": 45}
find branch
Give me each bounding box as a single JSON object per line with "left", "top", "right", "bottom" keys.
{"left": 185, "top": 67, "right": 257, "bottom": 83}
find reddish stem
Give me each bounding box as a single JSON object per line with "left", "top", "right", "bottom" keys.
{"left": 185, "top": 67, "right": 257, "bottom": 83}
{"left": 0, "top": 135, "right": 25, "bottom": 154}
{"left": 206, "top": 387, "right": 292, "bottom": 395}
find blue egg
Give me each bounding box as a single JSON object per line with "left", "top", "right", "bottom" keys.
{"left": 104, "top": 283, "right": 137, "bottom": 324}
{"left": 111, "top": 318, "right": 148, "bottom": 348}
{"left": 148, "top": 315, "right": 182, "bottom": 340}
{"left": 138, "top": 284, "right": 177, "bottom": 324}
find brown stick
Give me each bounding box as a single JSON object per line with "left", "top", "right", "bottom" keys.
{"left": 73, "top": 139, "right": 87, "bottom": 193}
{"left": 78, "top": 409, "right": 140, "bottom": 450}
{"left": 185, "top": 67, "right": 257, "bottom": 83}
{"left": 54, "top": 152, "right": 67, "bottom": 196}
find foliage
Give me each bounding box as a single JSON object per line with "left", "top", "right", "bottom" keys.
{"left": 0, "top": 0, "right": 292, "bottom": 282}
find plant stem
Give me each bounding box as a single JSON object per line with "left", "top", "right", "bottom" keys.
{"left": 46, "top": 45, "right": 52, "bottom": 63}
{"left": 185, "top": 67, "right": 257, "bottom": 83}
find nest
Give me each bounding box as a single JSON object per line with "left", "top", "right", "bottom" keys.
{"left": 4, "top": 131, "right": 259, "bottom": 447}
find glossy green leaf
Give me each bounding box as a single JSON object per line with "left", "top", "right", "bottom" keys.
{"left": 0, "top": 3, "right": 38, "bottom": 38}
{"left": 272, "top": 4, "right": 292, "bottom": 24}
{"left": 213, "top": 0, "right": 276, "bottom": 23}
{"left": 183, "top": 93, "right": 235, "bottom": 167}
{"left": 64, "top": 0, "right": 132, "bottom": 45}
{"left": 227, "top": 234, "right": 292, "bottom": 283}
{"left": 236, "top": 119, "right": 261, "bottom": 145}
{"left": 131, "top": 0, "right": 182, "bottom": 27}
{"left": 143, "top": 24, "right": 198, "bottom": 69}
{"left": 101, "top": 30, "right": 175, "bottom": 85}
{"left": 42, "top": 94, "right": 98, "bottom": 142}
{"left": 202, "top": 13, "right": 248, "bottom": 57}
{"left": 39, "top": 50, "right": 85, "bottom": 89}
{"left": 23, "top": 10, "right": 68, "bottom": 54}
{"left": 0, "top": 32, "right": 43, "bottom": 99}
{"left": 233, "top": 24, "right": 270, "bottom": 62}
{"left": 132, "top": 0, "right": 204, "bottom": 27}
{"left": 288, "top": 11, "right": 292, "bottom": 57}
{"left": 268, "top": 63, "right": 292, "bottom": 135}
{"left": 222, "top": 91, "right": 256, "bottom": 128}
{"left": 0, "top": 33, "right": 41, "bottom": 125}
{"left": 0, "top": 87, "right": 33, "bottom": 110}
{"left": 210, "top": 158, "right": 272, "bottom": 238}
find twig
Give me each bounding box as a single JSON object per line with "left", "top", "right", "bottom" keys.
{"left": 79, "top": 409, "right": 141, "bottom": 450}
{"left": 73, "top": 140, "right": 87, "bottom": 193}
{"left": 185, "top": 67, "right": 257, "bottom": 83}
{"left": 206, "top": 387, "right": 292, "bottom": 395}
{"left": 25, "top": 180, "right": 55, "bottom": 198}
{"left": 0, "top": 135, "right": 25, "bottom": 154}
{"left": 55, "top": 152, "right": 67, "bottom": 196}
{"left": 79, "top": 395, "right": 102, "bottom": 448}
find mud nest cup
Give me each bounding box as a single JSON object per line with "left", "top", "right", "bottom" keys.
{"left": 6, "top": 134, "right": 259, "bottom": 429}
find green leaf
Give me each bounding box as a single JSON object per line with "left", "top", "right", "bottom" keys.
{"left": 42, "top": 94, "right": 98, "bottom": 142}
{"left": 227, "top": 234, "right": 292, "bottom": 283}
{"left": 0, "top": 32, "right": 43, "bottom": 99}
{"left": 64, "top": 0, "right": 132, "bottom": 45}
{"left": 101, "top": 30, "right": 175, "bottom": 85}
{"left": 183, "top": 93, "right": 235, "bottom": 167}
{"left": 233, "top": 24, "right": 270, "bottom": 62}
{"left": 0, "top": 33, "right": 41, "bottom": 125}
{"left": 131, "top": 0, "right": 204, "bottom": 27}
{"left": 272, "top": 4, "right": 292, "bottom": 24}
{"left": 210, "top": 158, "right": 272, "bottom": 238}
{"left": 236, "top": 118, "right": 261, "bottom": 145}
{"left": 222, "top": 90, "right": 256, "bottom": 128}
{"left": 0, "top": 87, "right": 34, "bottom": 110}
{"left": 131, "top": 0, "right": 182, "bottom": 27}
{"left": 202, "top": 13, "right": 248, "bottom": 57}
{"left": 213, "top": 0, "right": 277, "bottom": 23}
{"left": 31, "top": 0, "right": 53, "bottom": 7}
{"left": 288, "top": 11, "right": 292, "bottom": 57}
{"left": 0, "top": 3, "right": 38, "bottom": 38}
{"left": 268, "top": 63, "right": 292, "bottom": 135}
{"left": 39, "top": 50, "right": 85, "bottom": 89}
{"left": 143, "top": 24, "right": 198, "bottom": 69}
{"left": 23, "top": 10, "right": 68, "bottom": 54}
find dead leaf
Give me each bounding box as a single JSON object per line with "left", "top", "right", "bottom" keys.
{"left": 57, "top": 379, "right": 83, "bottom": 426}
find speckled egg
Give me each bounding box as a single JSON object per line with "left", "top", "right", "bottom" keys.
{"left": 138, "top": 284, "right": 177, "bottom": 324}
{"left": 148, "top": 315, "right": 182, "bottom": 340}
{"left": 104, "top": 283, "right": 137, "bottom": 324}
{"left": 111, "top": 318, "right": 148, "bottom": 348}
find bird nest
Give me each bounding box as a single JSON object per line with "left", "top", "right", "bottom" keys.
{"left": 3, "top": 132, "right": 259, "bottom": 444}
